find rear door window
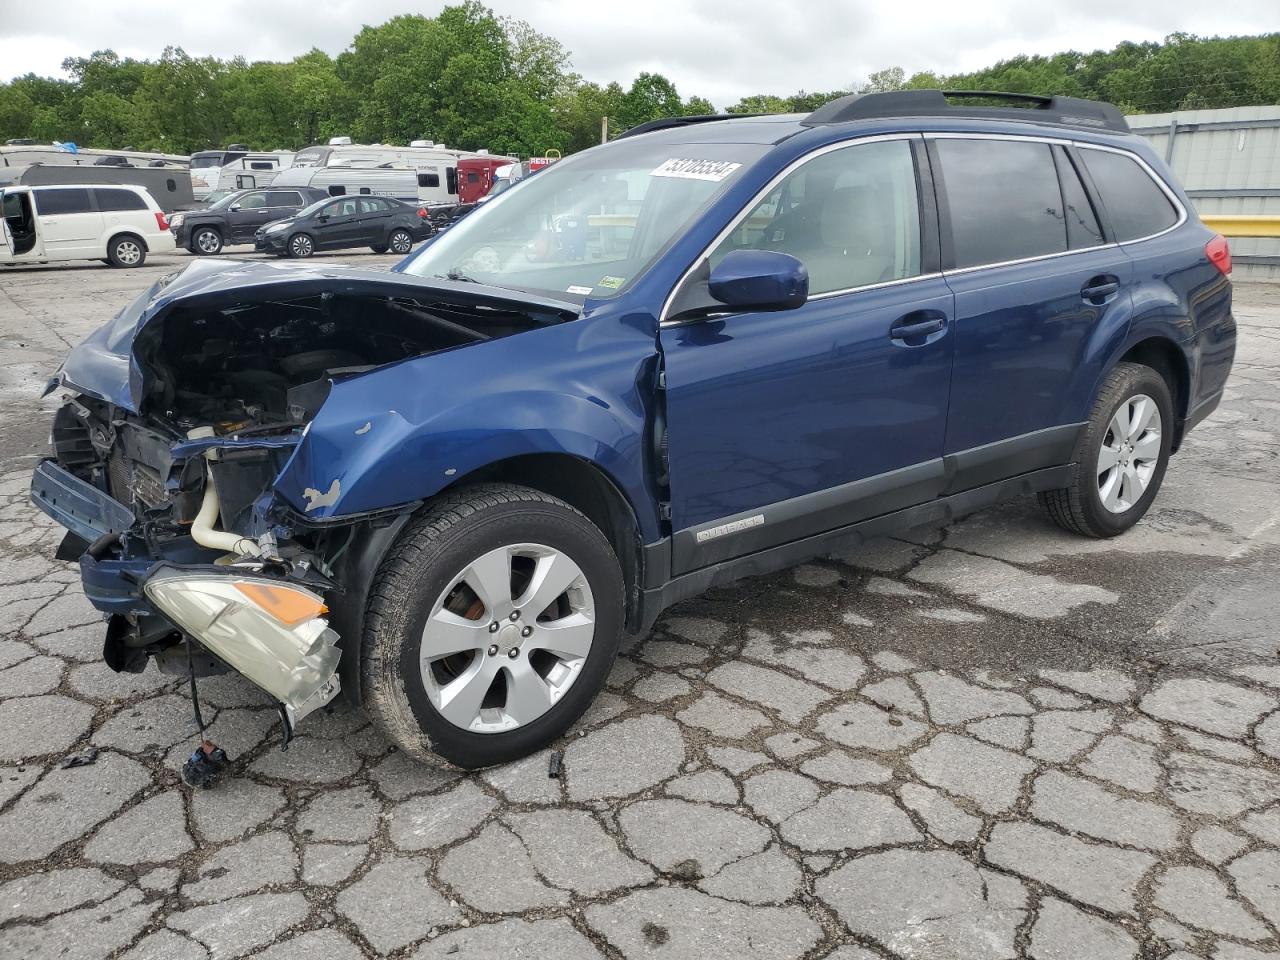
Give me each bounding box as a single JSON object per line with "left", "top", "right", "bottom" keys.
{"left": 1079, "top": 148, "right": 1179, "bottom": 242}
{"left": 34, "top": 188, "right": 93, "bottom": 215}
{"left": 1053, "top": 148, "right": 1103, "bottom": 249}
{"left": 266, "top": 191, "right": 303, "bottom": 207}
{"left": 93, "top": 188, "right": 147, "bottom": 212}
{"left": 934, "top": 138, "right": 1068, "bottom": 269}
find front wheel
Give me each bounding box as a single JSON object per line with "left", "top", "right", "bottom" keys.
{"left": 106, "top": 234, "right": 146, "bottom": 268}
{"left": 388, "top": 229, "right": 414, "bottom": 255}
{"left": 361, "top": 483, "right": 624, "bottom": 769}
{"left": 191, "top": 227, "right": 222, "bottom": 255}
{"left": 287, "top": 233, "right": 314, "bottom": 258}
{"left": 1040, "top": 361, "right": 1174, "bottom": 538}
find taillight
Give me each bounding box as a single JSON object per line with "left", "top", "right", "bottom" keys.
{"left": 417, "top": 207, "right": 428, "bottom": 219}
{"left": 1205, "top": 234, "right": 1231, "bottom": 276}
{"left": 154, "top": 211, "right": 169, "bottom": 231}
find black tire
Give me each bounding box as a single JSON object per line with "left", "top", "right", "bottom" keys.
{"left": 287, "top": 233, "right": 314, "bottom": 258}
{"left": 388, "top": 229, "right": 414, "bottom": 255}
{"left": 361, "top": 483, "right": 624, "bottom": 769}
{"left": 1039, "top": 361, "right": 1174, "bottom": 538}
{"left": 190, "top": 226, "right": 223, "bottom": 256}
{"left": 106, "top": 234, "right": 146, "bottom": 268}
{"left": 370, "top": 243, "right": 389, "bottom": 254}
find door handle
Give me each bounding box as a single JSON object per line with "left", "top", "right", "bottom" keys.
{"left": 890, "top": 313, "right": 947, "bottom": 342}
{"left": 1081, "top": 276, "right": 1120, "bottom": 303}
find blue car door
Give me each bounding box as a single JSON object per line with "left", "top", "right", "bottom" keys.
{"left": 929, "top": 136, "right": 1134, "bottom": 489}
{"left": 658, "top": 136, "right": 956, "bottom": 574}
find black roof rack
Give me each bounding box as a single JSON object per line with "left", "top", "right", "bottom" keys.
{"left": 803, "top": 90, "right": 1129, "bottom": 133}
{"left": 616, "top": 114, "right": 763, "bottom": 140}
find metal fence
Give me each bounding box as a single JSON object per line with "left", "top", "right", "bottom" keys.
{"left": 1129, "top": 106, "right": 1280, "bottom": 281}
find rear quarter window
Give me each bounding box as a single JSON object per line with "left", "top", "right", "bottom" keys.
{"left": 1079, "top": 148, "right": 1180, "bottom": 242}
{"left": 93, "top": 188, "right": 147, "bottom": 212}
{"left": 34, "top": 188, "right": 93, "bottom": 215}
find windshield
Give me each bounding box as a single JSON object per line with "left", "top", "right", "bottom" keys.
{"left": 191, "top": 154, "right": 223, "bottom": 169}
{"left": 208, "top": 191, "right": 245, "bottom": 210}
{"left": 296, "top": 197, "right": 334, "bottom": 218}
{"left": 402, "top": 139, "right": 765, "bottom": 301}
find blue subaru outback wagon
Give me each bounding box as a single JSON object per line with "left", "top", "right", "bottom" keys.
{"left": 32, "top": 91, "right": 1235, "bottom": 767}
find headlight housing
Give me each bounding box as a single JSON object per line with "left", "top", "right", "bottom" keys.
{"left": 169, "top": 213, "right": 185, "bottom": 228}
{"left": 264, "top": 222, "right": 289, "bottom": 234}
{"left": 144, "top": 573, "right": 340, "bottom": 726}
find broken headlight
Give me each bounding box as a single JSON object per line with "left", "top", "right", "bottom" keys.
{"left": 143, "top": 573, "right": 340, "bottom": 726}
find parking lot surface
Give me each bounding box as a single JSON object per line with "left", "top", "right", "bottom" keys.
{"left": 0, "top": 252, "right": 1277, "bottom": 960}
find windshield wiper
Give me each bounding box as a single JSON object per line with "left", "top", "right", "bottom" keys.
{"left": 441, "top": 269, "right": 479, "bottom": 283}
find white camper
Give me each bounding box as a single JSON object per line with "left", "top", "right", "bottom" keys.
{"left": 268, "top": 165, "right": 419, "bottom": 203}
{"left": 290, "top": 137, "right": 513, "bottom": 204}
{"left": 0, "top": 143, "right": 188, "bottom": 169}
{"left": 189, "top": 149, "right": 295, "bottom": 199}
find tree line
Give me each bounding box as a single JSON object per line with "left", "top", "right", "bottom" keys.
{"left": 0, "top": 3, "right": 1276, "bottom": 159}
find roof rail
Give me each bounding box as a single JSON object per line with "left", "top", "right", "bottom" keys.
{"left": 803, "top": 90, "right": 1129, "bottom": 133}
{"left": 616, "top": 114, "right": 763, "bottom": 140}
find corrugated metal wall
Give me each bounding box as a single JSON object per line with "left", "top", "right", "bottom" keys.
{"left": 1129, "top": 106, "right": 1280, "bottom": 281}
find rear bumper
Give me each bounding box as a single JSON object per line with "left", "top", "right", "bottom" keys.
{"left": 146, "top": 231, "right": 177, "bottom": 254}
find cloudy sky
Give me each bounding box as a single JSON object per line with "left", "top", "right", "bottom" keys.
{"left": 3, "top": 0, "right": 1278, "bottom": 107}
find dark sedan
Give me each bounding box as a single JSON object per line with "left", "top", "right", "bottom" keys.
{"left": 254, "top": 195, "right": 433, "bottom": 258}
{"left": 170, "top": 187, "right": 329, "bottom": 255}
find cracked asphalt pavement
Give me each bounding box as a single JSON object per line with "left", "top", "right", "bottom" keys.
{"left": 0, "top": 251, "right": 1278, "bottom": 959}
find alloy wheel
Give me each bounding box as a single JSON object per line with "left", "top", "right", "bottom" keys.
{"left": 195, "top": 230, "right": 221, "bottom": 254}
{"left": 290, "top": 235, "right": 313, "bottom": 257}
{"left": 390, "top": 231, "right": 412, "bottom": 254}
{"left": 419, "top": 542, "right": 596, "bottom": 733}
{"left": 1097, "top": 393, "right": 1162, "bottom": 513}
{"left": 115, "top": 240, "right": 142, "bottom": 265}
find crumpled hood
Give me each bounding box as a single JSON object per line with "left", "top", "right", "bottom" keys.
{"left": 49, "top": 259, "right": 579, "bottom": 411}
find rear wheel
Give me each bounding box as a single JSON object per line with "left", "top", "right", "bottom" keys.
{"left": 361, "top": 483, "right": 624, "bottom": 769}
{"left": 370, "top": 243, "right": 389, "bottom": 254}
{"left": 106, "top": 235, "right": 145, "bottom": 268}
{"left": 191, "top": 227, "right": 222, "bottom": 255}
{"left": 287, "top": 233, "right": 314, "bottom": 258}
{"left": 1040, "top": 361, "right": 1173, "bottom": 538}
{"left": 389, "top": 229, "right": 414, "bottom": 255}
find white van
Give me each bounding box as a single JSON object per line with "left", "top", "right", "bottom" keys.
{"left": 1, "top": 183, "right": 176, "bottom": 268}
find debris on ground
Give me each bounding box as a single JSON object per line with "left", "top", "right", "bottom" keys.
{"left": 59, "top": 746, "right": 98, "bottom": 769}
{"left": 181, "top": 740, "right": 231, "bottom": 789}
{"left": 548, "top": 749, "right": 564, "bottom": 779}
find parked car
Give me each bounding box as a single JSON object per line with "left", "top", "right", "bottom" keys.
{"left": 32, "top": 91, "right": 1234, "bottom": 770}
{"left": 169, "top": 187, "right": 328, "bottom": 255}
{"left": 2, "top": 183, "right": 175, "bottom": 267}
{"left": 254, "top": 194, "right": 432, "bottom": 257}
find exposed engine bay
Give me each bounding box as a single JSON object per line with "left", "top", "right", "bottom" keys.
{"left": 36, "top": 285, "right": 567, "bottom": 738}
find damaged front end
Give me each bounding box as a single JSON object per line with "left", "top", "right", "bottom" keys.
{"left": 31, "top": 259, "right": 577, "bottom": 735}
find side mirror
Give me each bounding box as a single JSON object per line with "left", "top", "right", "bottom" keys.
{"left": 229, "top": 203, "right": 241, "bottom": 211}
{"left": 708, "top": 249, "right": 809, "bottom": 312}
{"left": 316, "top": 214, "right": 329, "bottom": 223}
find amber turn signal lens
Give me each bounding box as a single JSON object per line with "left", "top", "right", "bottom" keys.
{"left": 233, "top": 582, "right": 328, "bottom": 627}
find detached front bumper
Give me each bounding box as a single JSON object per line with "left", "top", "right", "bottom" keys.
{"left": 30, "top": 458, "right": 341, "bottom": 726}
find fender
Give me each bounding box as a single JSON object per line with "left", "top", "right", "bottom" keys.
{"left": 273, "top": 311, "right": 665, "bottom": 541}
{"left": 1071, "top": 281, "right": 1195, "bottom": 426}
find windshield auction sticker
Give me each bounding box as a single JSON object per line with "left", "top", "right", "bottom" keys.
{"left": 651, "top": 158, "right": 742, "bottom": 182}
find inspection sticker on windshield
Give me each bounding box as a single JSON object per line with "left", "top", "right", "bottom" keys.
{"left": 596, "top": 275, "right": 626, "bottom": 290}
{"left": 651, "top": 158, "right": 742, "bottom": 182}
